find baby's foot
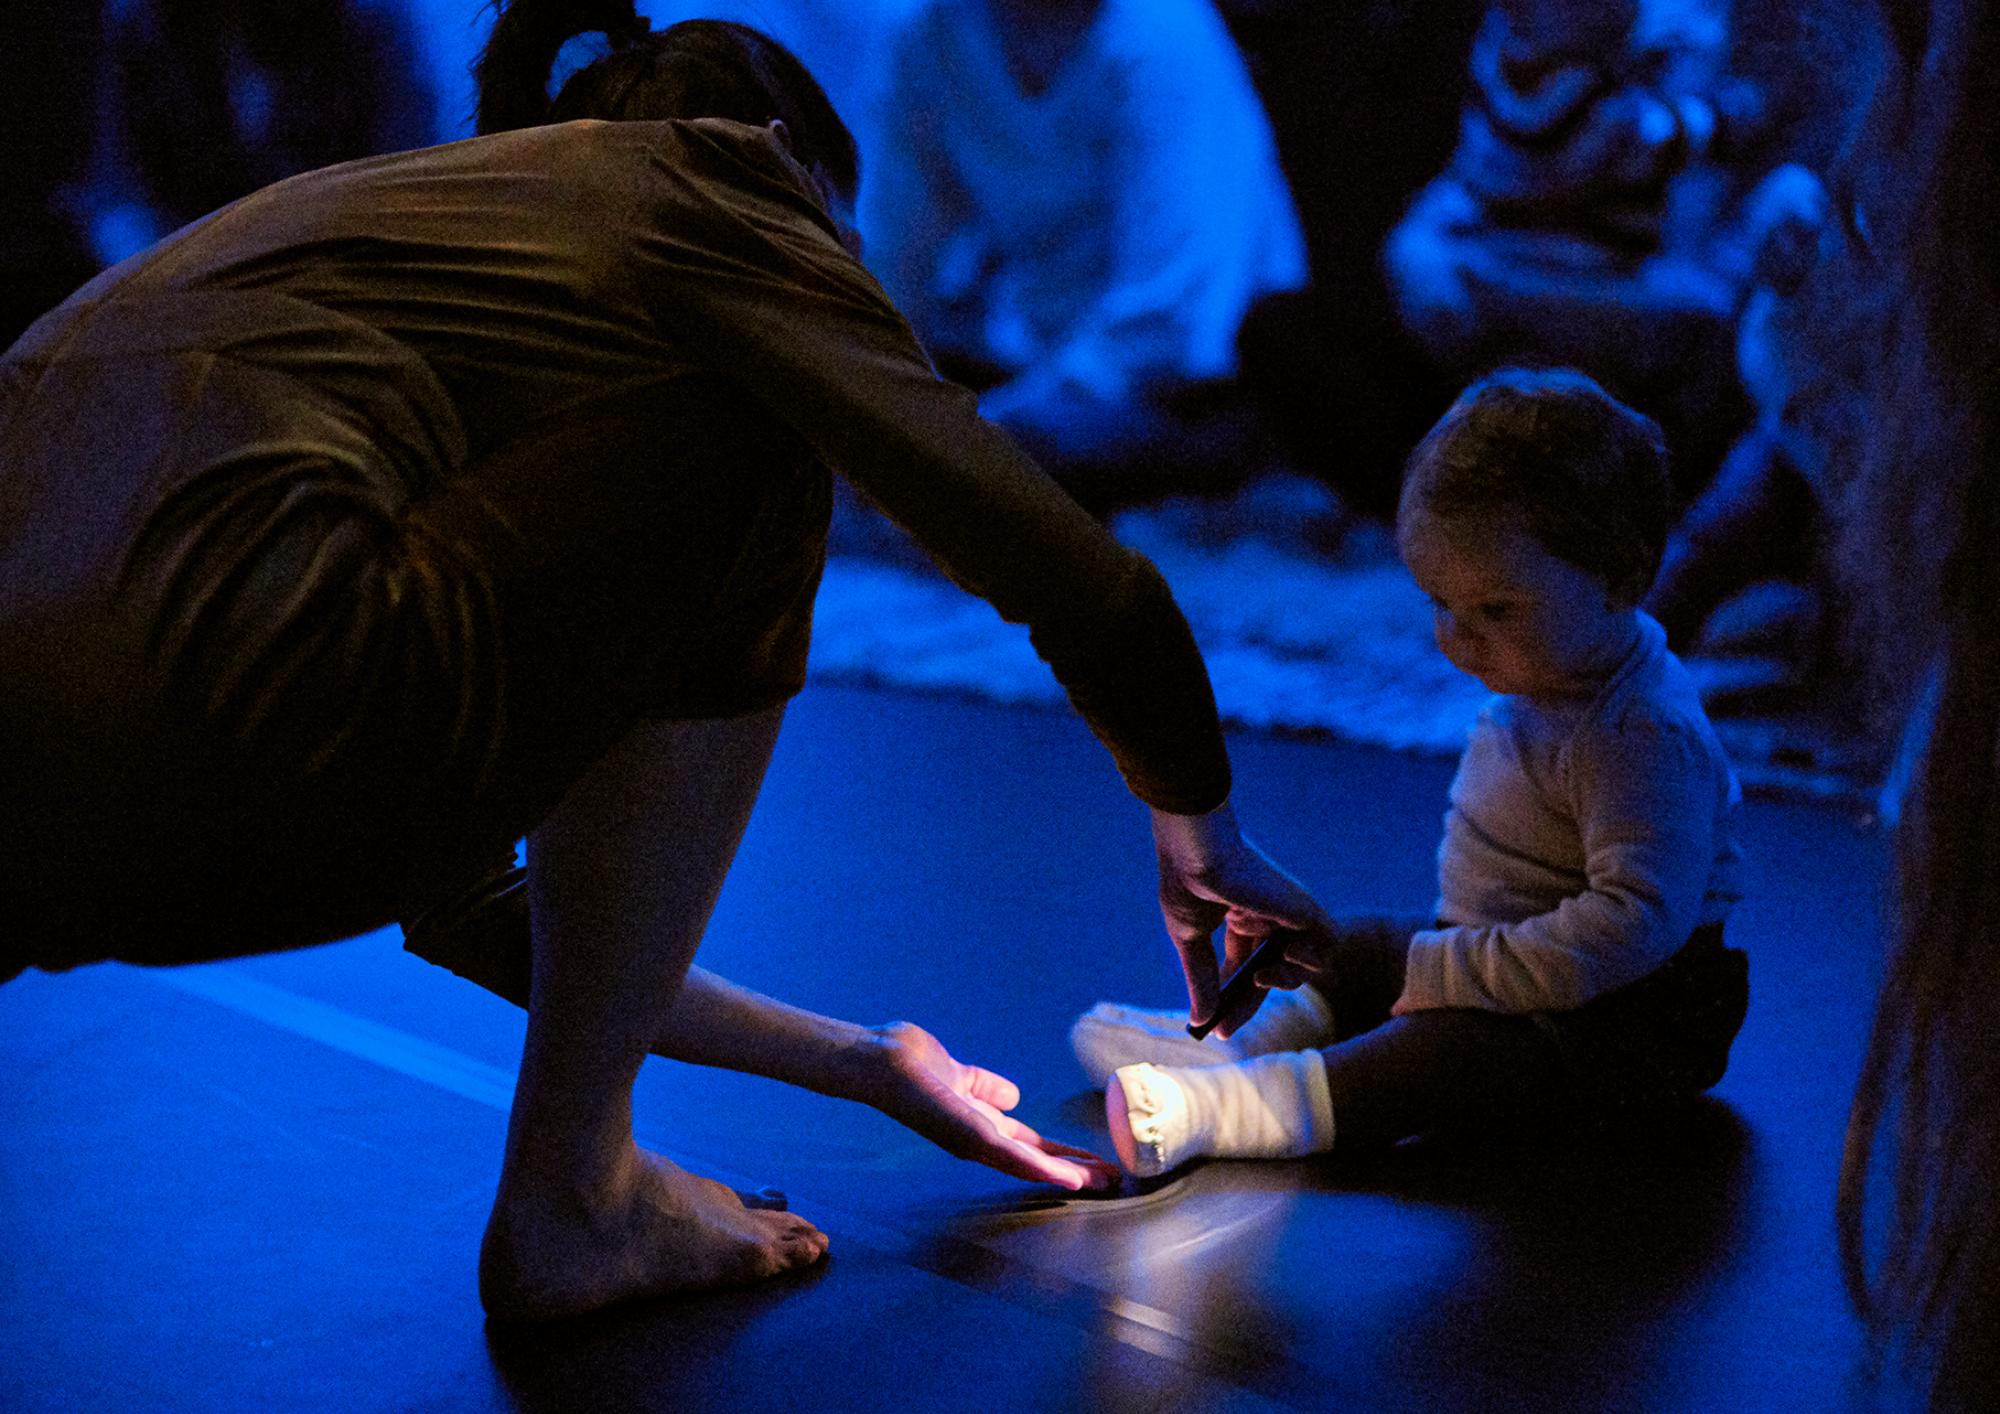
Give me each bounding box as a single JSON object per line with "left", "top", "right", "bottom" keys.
{"left": 1106, "top": 1054, "right": 1337, "bottom": 1178}
{"left": 479, "top": 1145, "right": 828, "bottom": 1320}
{"left": 1105, "top": 1060, "right": 1196, "bottom": 1176}
{"left": 1070, "top": 985, "right": 1338, "bottom": 1087}
{"left": 1070, "top": 1001, "right": 1242, "bottom": 1086}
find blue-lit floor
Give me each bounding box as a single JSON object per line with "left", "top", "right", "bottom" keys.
{"left": 0, "top": 683, "right": 1884, "bottom": 1411}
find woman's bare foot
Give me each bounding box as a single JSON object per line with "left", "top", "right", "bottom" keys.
{"left": 478, "top": 1144, "right": 829, "bottom": 1320}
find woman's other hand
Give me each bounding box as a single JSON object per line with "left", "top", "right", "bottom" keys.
{"left": 1151, "top": 800, "right": 1337, "bottom": 1039}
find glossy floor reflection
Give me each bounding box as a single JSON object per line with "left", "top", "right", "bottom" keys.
{"left": 0, "top": 684, "right": 1885, "bottom": 1411}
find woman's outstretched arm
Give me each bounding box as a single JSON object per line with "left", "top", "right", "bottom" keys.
{"left": 653, "top": 967, "right": 1116, "bottom": 1190}
{"left": 407, "top": 884, "right": 1111, "bottom": 1189}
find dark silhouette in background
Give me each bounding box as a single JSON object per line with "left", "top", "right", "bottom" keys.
{"left": 0, "top": 1, "right": 433, "bottom": 349}
{"left": 1644, "top": 2, "right": 1907, "bottom": 712}
{"left": 862, "top": 0, "right": 1308, "bottom": 513}
{"left": 1382, "top": 0, "right": 1767, "bottom": 510}
{"left": 1, "top": 4, "right": 106, "bottom": 346}
{"left": 109, "top": 0, "right": 433, "bottom": 237}
{"left": 1224, "top": 0, "right": 1483, "bottom": 520}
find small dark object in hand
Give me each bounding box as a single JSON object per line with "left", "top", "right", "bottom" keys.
{"left": 1186, "top": 933, "right": 1292, "bottom": 1041}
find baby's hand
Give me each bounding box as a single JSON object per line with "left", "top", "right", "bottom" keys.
{"left": 1271, "top": 917, "right": 1417, "bottom": 1028}
{"left": 1256, "top": 931, "right": 1336, "bottom": 992}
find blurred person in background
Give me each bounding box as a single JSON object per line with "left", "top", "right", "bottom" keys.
{"left": 862, "top": 0, "right": 1306, "bottom": 511}
{"left": 1384, "top": 0, "right": 1769, "bottom": 510}
{"left": 1, "top": 3, "right": 106, "bottom": 345}
{"left": 100, "top": 0, "right": 433, "bottom": 257}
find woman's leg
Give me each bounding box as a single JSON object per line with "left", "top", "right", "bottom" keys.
{"left": 478, "top": 706, "right": 831, "bottom": 1320}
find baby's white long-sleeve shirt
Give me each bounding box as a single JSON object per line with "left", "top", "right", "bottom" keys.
{"left": 1395, "top": 614, "right": 1743, "bottom": 1015}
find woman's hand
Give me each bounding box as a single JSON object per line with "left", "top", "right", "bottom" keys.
{"left": 1152, "top": 800, "right": 1337, "bottom": 1039}
{"left": 841, "top": 1022, "right": 1120, "bottom": 1191}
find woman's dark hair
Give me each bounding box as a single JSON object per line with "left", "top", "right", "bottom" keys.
{"left": 473, "top": 1, "right": 858, "bottom": 198}
{"left": 1398, "top": 366, "right": 1674, "bottom": 605}
{"left": 1837, "top": 2, "right": 2000, "bottom": 1408}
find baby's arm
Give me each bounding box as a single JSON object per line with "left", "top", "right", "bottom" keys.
{"left": 1395, "top": 716, "right": 1721, "bottom": 1015}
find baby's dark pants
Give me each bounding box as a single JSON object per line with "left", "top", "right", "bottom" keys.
{"left": 0, "top": 291, "right": 827, "bottom": 977}
{"left": 1315, "top": 918, "right": 1750, "bottom": 1144}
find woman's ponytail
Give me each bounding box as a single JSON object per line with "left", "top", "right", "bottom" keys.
{"left": 473, "top": 0, "right": 649, "bottom": 135}
{"left": 472, "top": 10, "right": 859, "bottom": 200}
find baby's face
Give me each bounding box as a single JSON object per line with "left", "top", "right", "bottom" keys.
{"left": 1398, "top": 505, "right": 1634, "bottom": 698}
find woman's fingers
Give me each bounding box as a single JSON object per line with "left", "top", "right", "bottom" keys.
{"left": 985, "top": 1138, "right": 1092, "bottom": 1188}
{"left": 952, "top": 1088, "right": 1116, "bottom": 1188}
{"left": 1172, "top": 930, "right": 1223, "bottom": 1025}
{"left": 1279, "top": 936, "right": 1330, "bottom": 974}
{"left": 1222, "top": 920, "right": 1268, "bottom": 977}
{"left": 1259, "top": 959, "right": 1318, "bottom": 990}
{"left": 1157, "top": 827, "right": 1339, "bottom": 1038}
{"left": 988, "top": 1117, "right": 1117, "bottom": 1189}
{"left": 996, "top": 1141, "right": 1092, "bottom": 1188}
{"left": 961, "top": 1064, "right": 1021, "bottom": 1112}
{"left": 978, "top": 1112, "right": 1103, "bottom": 1189}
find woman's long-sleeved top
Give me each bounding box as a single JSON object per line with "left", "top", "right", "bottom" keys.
{"left": 39, "top": 116, "right": 1232, "bottom": 815}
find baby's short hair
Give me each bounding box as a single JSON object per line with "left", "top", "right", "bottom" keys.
{"left": 1400, "top": 367, "right": 1674, "bottom": 604}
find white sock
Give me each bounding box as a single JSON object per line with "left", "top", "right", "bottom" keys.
{"left": 1234, "top": 984, "right": 1339, "bottom": 1054}
{"left": 1070, "top": 985, "right": 1337, "bottom": 1087}
{"left": 1109, "top": 1052, "right": 1336, "bottom": 1178}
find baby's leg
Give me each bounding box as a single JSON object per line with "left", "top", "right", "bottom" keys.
{"left": 1070, "top": 916, "right": 1421, "bottom": 1085}
{"left": 1070, "top": 985, "right": 1338, "bottom": 1085}
{"left": 1106, "top": 1008, "right": 1564, "bottom": 1175}
{"left": 1315, "top": 1009, "right": 1566, "bottom": 1150}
